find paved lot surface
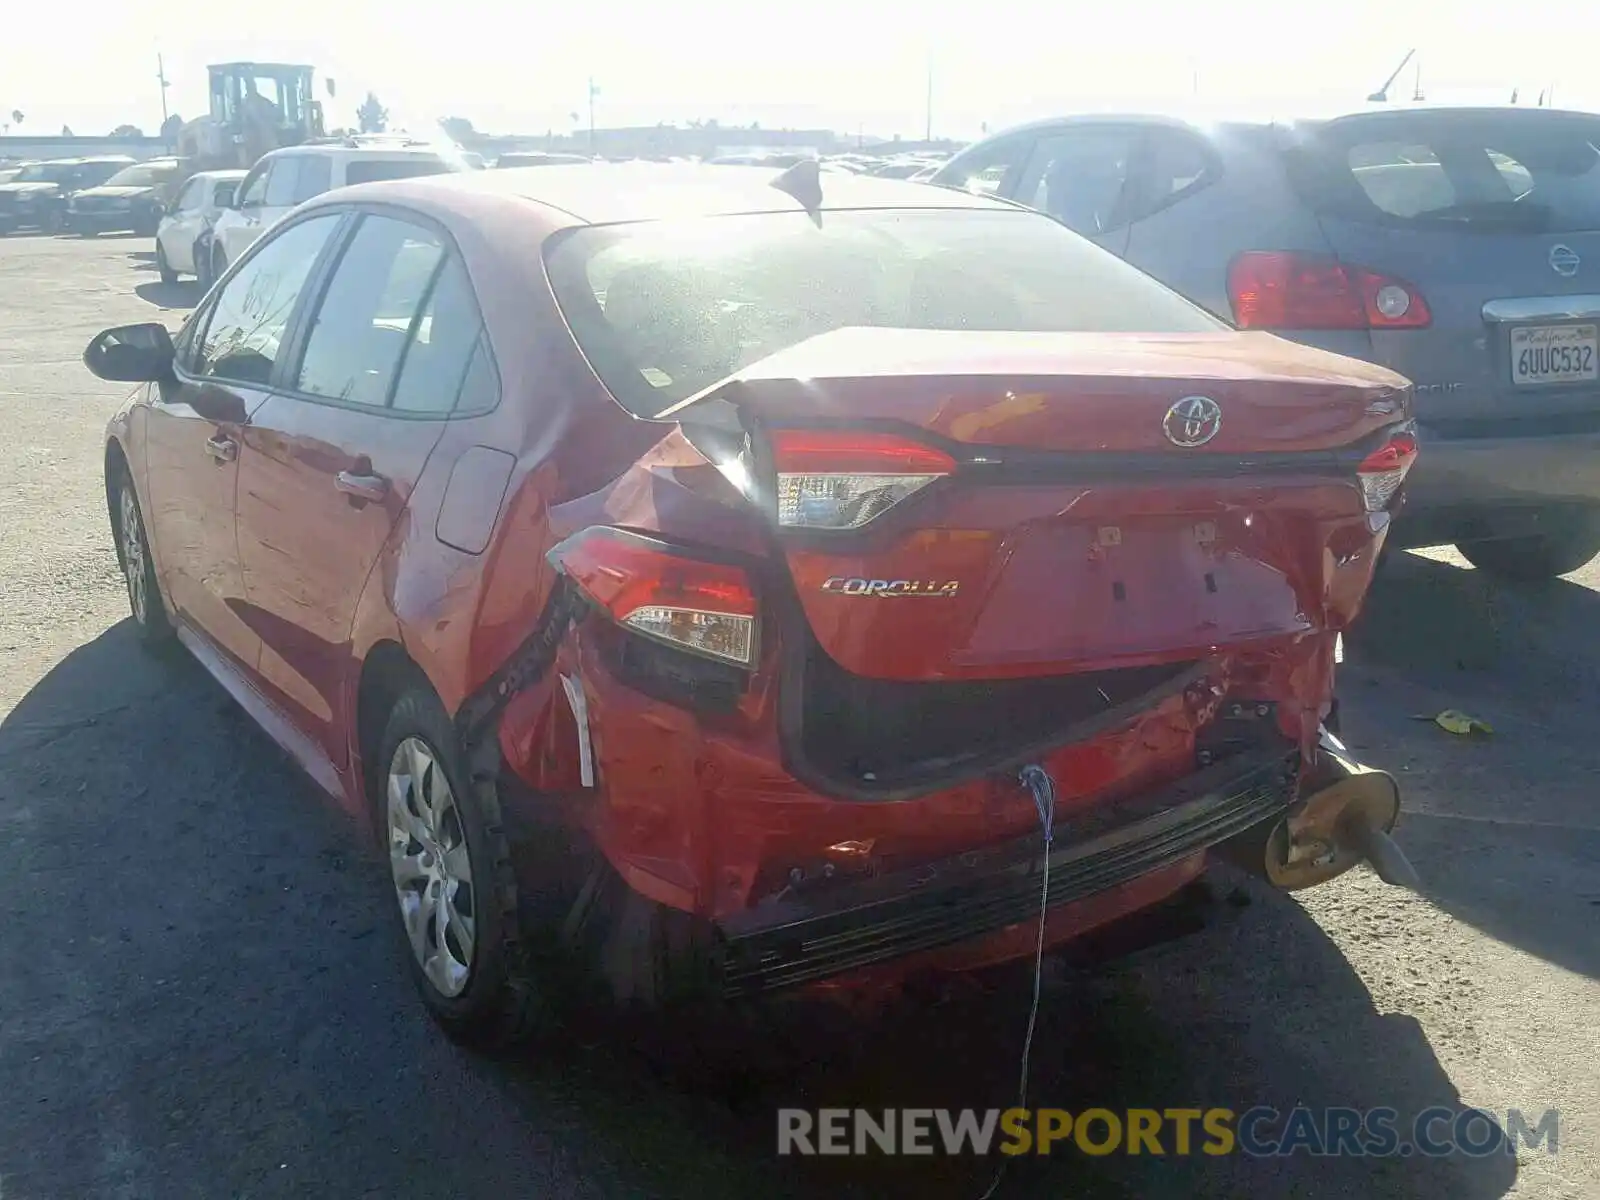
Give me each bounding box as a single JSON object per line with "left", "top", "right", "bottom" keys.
{"left": 1, "top": 234, "right": 1596, "bottom": 1200}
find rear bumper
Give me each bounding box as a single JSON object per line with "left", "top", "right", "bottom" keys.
{"left": 715, "top": 746, "right": 1298, "bottom": 996}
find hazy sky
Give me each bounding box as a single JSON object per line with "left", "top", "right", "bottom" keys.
{"left": 4, "top": 2, "right": 1599, "bottom": 139}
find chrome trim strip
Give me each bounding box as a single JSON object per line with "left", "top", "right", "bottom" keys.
{"left": 1482, "top": 296, "right": 1600, "bottom": 323}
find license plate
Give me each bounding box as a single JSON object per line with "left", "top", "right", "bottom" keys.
{"left": 1510, "top": 323, "right": 1599, "bottom": 386}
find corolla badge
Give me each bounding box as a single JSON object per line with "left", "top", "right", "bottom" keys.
{"left": 1550, "top": 244, "right": 1581, "bottom": 278}
{"left": 821, "top": 577, "right": 960, "bottom": 598}
{"left": 1162, "top": 396, "right": 1223, "bottom": 448}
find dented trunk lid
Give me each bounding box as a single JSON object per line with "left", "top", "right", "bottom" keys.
{"left": 675, "top": 328, "right": 1410, "bottom": 682}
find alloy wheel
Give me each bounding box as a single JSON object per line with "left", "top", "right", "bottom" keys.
{"left": 386, "top": 736, "right": 477, "bottom": 997}
{"left": 118, "top": 485, "right": 148, "bottom": 624}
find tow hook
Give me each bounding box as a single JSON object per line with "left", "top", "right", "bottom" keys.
{"left": 1264, "top": 725, "right": 1420, "bottom": 892}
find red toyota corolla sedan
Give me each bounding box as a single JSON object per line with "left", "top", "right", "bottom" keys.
{"left": 87, "top": 162, "right": 1417, "bottom": 1047}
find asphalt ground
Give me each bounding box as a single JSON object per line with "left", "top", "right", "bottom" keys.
{"left": 1, "top": 232, "right": 1595, "bottom": 1199}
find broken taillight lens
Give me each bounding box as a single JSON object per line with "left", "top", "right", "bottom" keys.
{"left": 1355, "top": 423, "right": 1419, "bottom": 512}
{"left": 769, "top": 429, "right": 956, "bottom": 529}
{"left": 548, "top": 528, "right": 758, "bottom": 666}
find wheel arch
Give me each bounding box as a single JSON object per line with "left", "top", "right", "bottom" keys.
{"left": 104, "top": 437, "right": 131, "bottom": 569}
{"left": 354, "top": 639, "right": 441, "bottom": 835}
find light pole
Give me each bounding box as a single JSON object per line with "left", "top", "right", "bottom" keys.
{"left": 588, "top": 77, "right": 599, "bottom": 155}
{"left": 157, "top": 53, "right": 170, "bottom": 127}
{"left": 924, "top": 56, "right": 933, "bottom": 143}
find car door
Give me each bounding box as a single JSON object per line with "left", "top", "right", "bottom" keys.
{"left": 159, "top": 177, "right": 206, "bottom": 272}
{"left": 141, "top": 211, "right": 347, "bottom": 673}
{"left": 217, "top": 160, "right": 273, "bottom": 263}
{"left": 234, "top": 209, "right": 494, "bottom": 767}
{"left": 1004, "top": 123, "right": 1148, "bottom": 257}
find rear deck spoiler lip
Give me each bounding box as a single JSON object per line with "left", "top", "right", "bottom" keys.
{"left": 655, "top": 326, "right": 1407, "bottom": 422}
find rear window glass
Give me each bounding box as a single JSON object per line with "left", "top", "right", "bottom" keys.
{"left": 544, "top": 208, "right": 1224, "bottom": 417}
{"left": 1288, "top": 112, "right": 1600, "bottom": 232}
{"left": 343, "top": 159, "right": 452, "bottom": 186}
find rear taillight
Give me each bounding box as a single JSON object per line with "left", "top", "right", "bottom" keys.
{"left": 1356, "top": 423, "right": 1419, "bottom": 512}
{"left": 1228, "top": 251, "right": 1431, "bottom": 331}
{"left": 549, "top": 528, "right": 758, "bottom": 666}
{"left": 768, "top": 429, "right": 955, "bottom": 530}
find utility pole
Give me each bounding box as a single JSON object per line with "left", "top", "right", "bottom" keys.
{"left": 924, "top": 56, "right": 933, "bottom": 143}
{"left": 157, "top": 53, "right": 170, "bottom": 126}
{"left": 588, "top": 77, "right": 599, "bottom": 155}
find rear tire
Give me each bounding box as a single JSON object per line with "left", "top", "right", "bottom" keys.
{"left": 111, "top": 465, "right": 176, "bottom": 649}
{"left": 1456, "top": 511, "right": 1600, "bottom": 581}
{"left": 374, "top": 686, "right": 544, "bottom": 1051}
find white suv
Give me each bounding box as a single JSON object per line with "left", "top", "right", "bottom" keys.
{"left": 208, "top": 140, "right": 466, "bottom": 280}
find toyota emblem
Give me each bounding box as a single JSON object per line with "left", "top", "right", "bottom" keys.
{"left": 1550, "top": 244, "right": 1581, "bottom": 278}
{"left": 1163, "top": 396, "right": 1223, "bottom": 448}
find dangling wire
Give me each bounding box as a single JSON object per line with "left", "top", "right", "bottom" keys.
{"left": 978, "top": 763, "right": 1057, "bottom": 1200}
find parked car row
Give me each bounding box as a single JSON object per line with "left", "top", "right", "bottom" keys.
{"left": 0, "top": 156, "right": 134, "bottom": 234}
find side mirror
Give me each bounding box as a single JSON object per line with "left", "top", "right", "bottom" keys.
{"left": 84, "top": 323, "right": 175, "bottom": 383}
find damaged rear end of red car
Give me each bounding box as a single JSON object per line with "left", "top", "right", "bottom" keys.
{"left": 482, "top": 206, "right": 1420, "bottom": 1010}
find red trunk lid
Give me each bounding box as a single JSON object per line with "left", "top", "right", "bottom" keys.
{"left": 676, "top": 328, "right": 1410, "bottom": 682}
{"left": 670, "top": 327, "right": 1409, "bottom": 455}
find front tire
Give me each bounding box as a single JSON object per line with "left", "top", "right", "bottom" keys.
{"left": 111, "top": 466, "right": 175, "bottom": 648}
{"left": 375, "top": 687, "right": 542, "bottom": 1050}
{"left": 155, "top": 241, "right": 178, "bottom": 284}
{"left": 1456, "top": 511, "right": 1600, "bottom": 581}
{"left": 209, "top": 245, "right": 228, "bottom": 286}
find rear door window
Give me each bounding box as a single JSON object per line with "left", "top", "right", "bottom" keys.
{"left": 389, "top": 256, "right": 497, "bottom": 415}
{"left": 264, "top": 159, "right": 302, "bottom": 207}
{"left": 290, "top": 156, "right": 332, "bottom": 203}
{"left": 292, "top": 214, "right": 446, "bottom": 407}
{"left": 1129, "top": 127, "right": 1218, "bottom": 221}
{"left": 932, "top": 134, "right": 1037, "bottom": 198}
{"left": 1017, "top": 127, "right": 1143, "bottom": 236}
{"left": 1287, "top": 111, "right": 1600, "bottom": 232}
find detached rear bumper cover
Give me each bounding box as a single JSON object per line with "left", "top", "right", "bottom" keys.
{"left": 717, "top": 746, "right": 1298, "bottom": 996}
